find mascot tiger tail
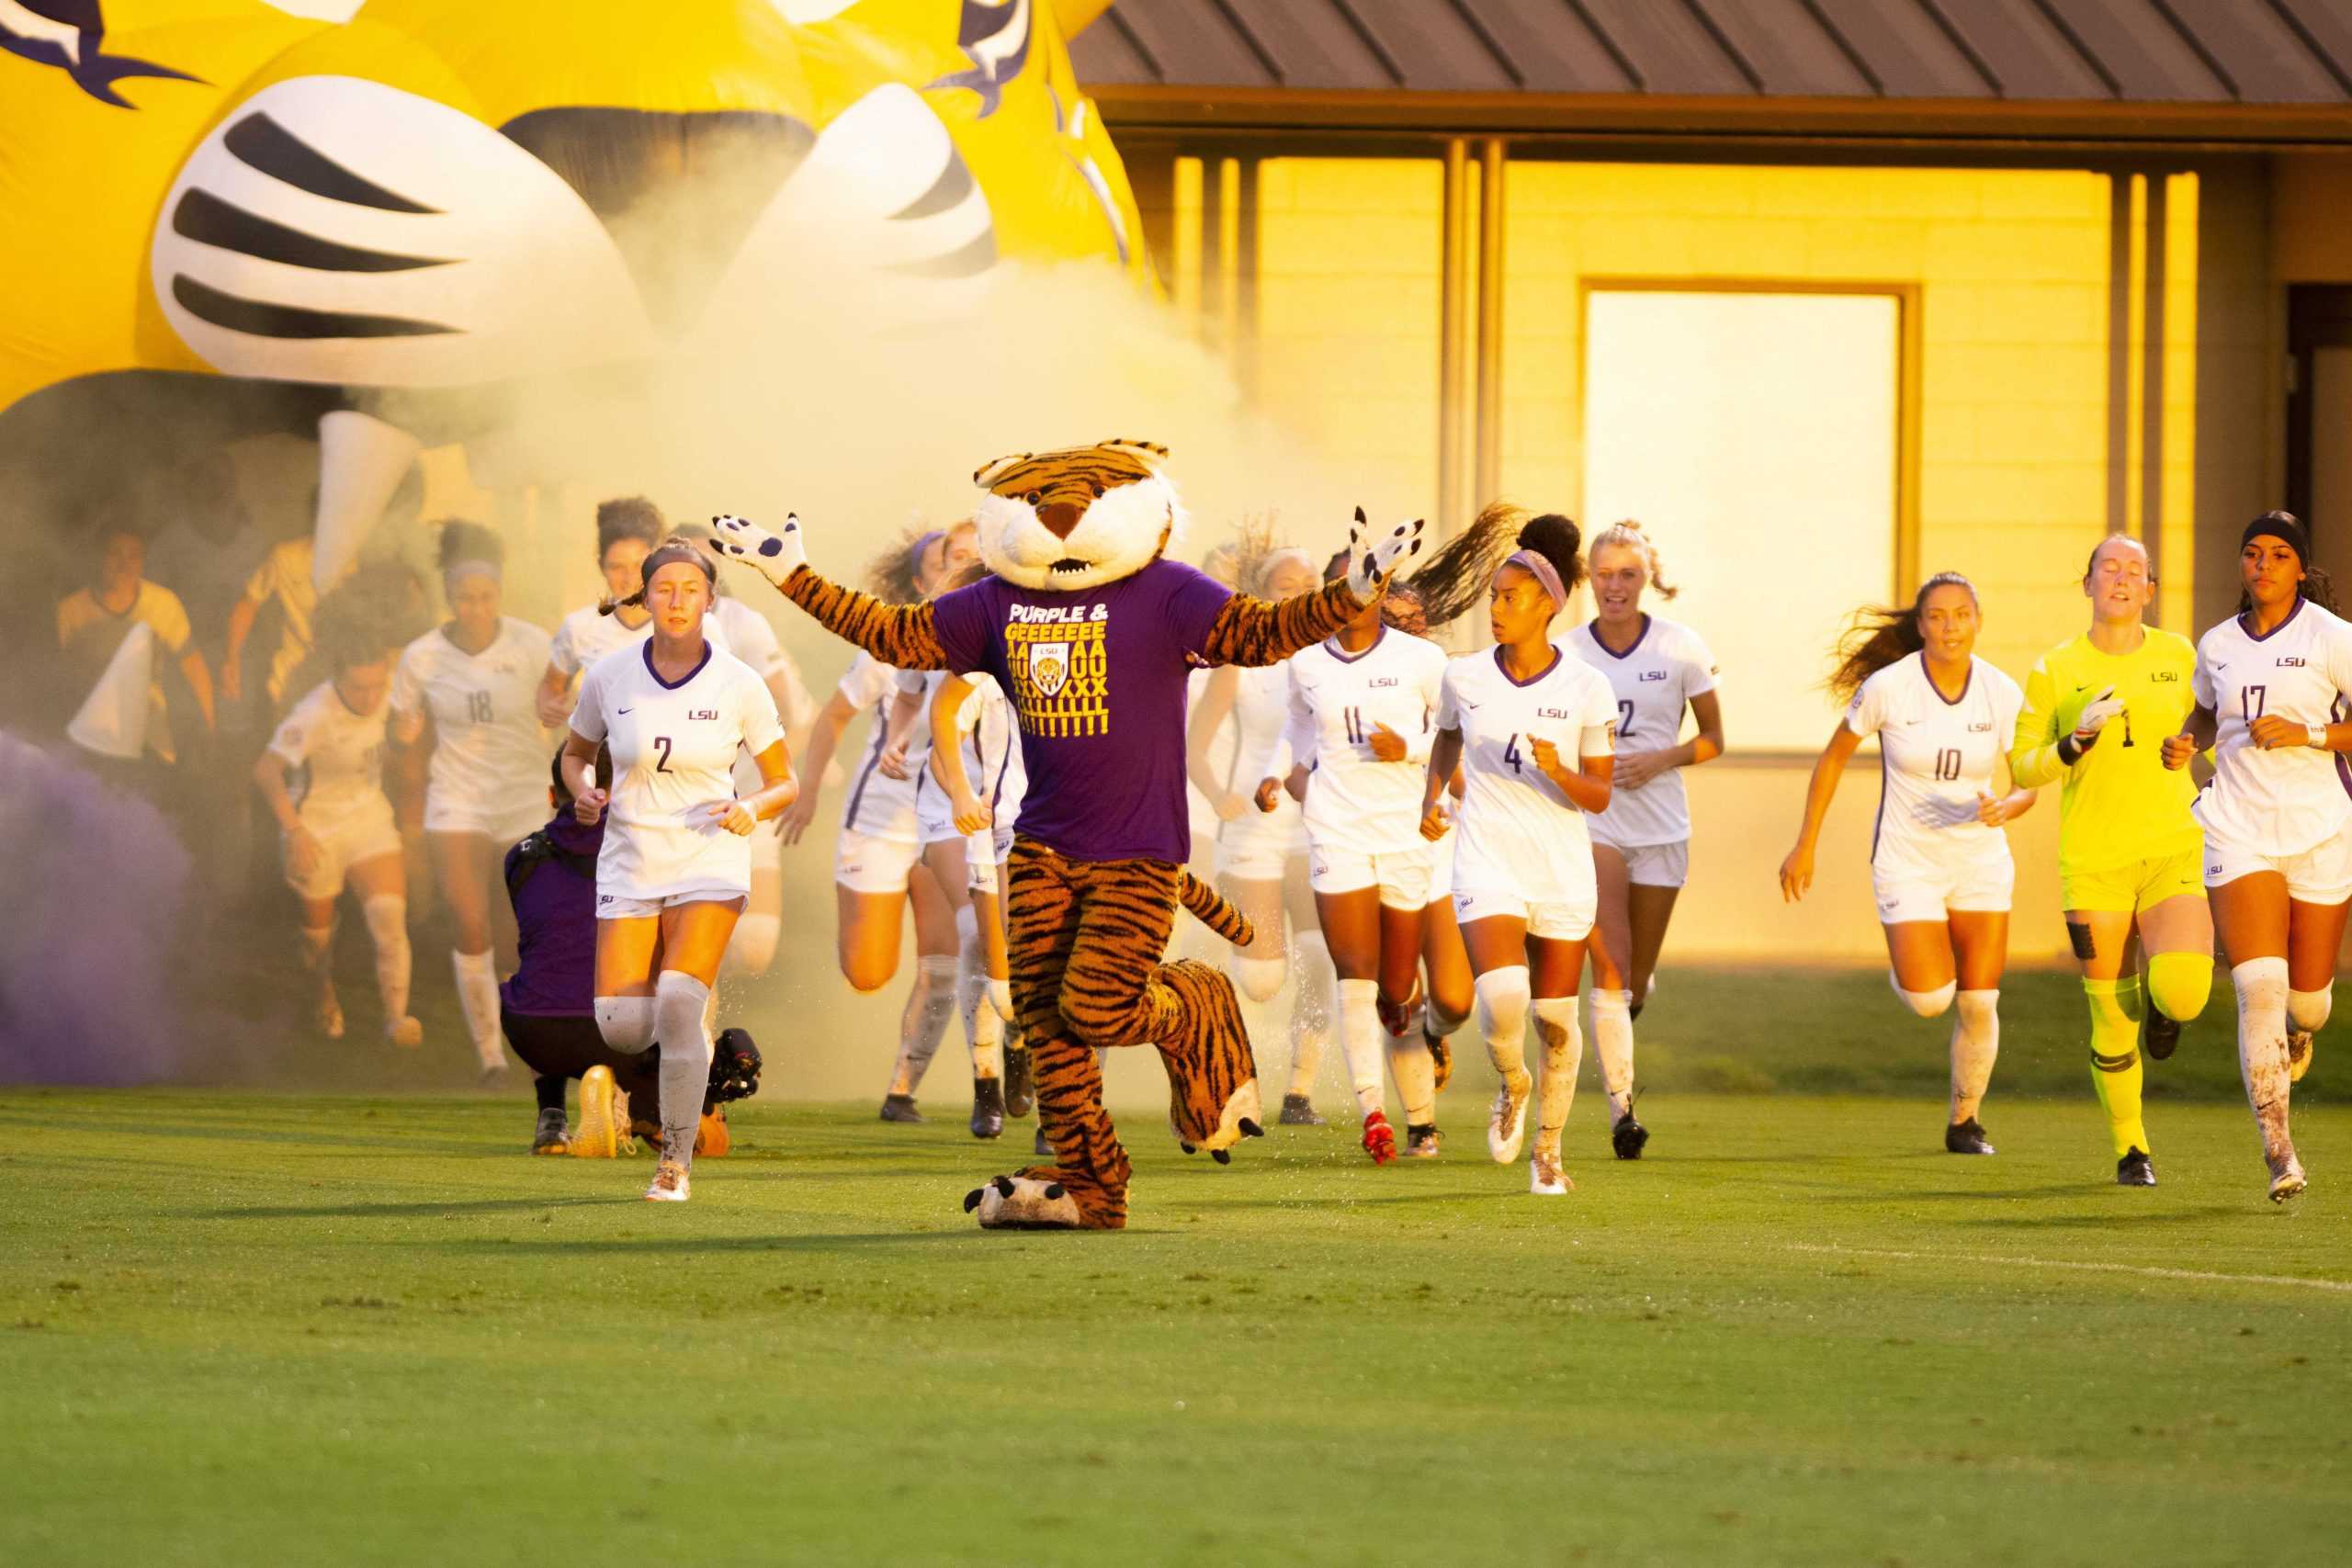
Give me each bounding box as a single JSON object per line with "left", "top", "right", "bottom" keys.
{"left": 715, "top": 440, "right": 1422, "bottom": 1229}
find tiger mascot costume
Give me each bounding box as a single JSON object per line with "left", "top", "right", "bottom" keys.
{"left": 716, "top": 441, "right": 1421, "bottom": 1229}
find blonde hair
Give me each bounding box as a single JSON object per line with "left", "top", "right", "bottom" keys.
{"left": 1587, "top": 519, "right": 1678, "bottom": 601}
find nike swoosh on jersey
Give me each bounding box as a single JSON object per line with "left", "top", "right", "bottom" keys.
{"left": 617, "top": 706, "right": 634, "bottom": 715}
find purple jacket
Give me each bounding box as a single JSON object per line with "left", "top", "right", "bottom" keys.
{"left": 498, "top": 812, "right": 601, "bottom": 1019}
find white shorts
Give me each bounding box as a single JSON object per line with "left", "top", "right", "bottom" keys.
{"left": 835, "top": 827, "right": 922, "bottom": 896}
{"left": 286, "top": 798, "right": 402, "bottom": 902}
{"left": 1216, "top": 801, "right": 1304, "bottom": 882}
{"left": 1453, "top": 883, "right": 1598, "bottom": 942}
{"left": 425, "top": 790, "right": 545, "bottom": 846}
{"left": 1308, "top": 840, "right": 1435, "bottom": 911}
{"left": 966, "top": 827, "right": 1015, "bottom": 894}
{"left": 2202, "top": 823, "right": 2352, "bottom": 905}
{"left": 1427, "top": 831, "right": 1454, "bottom": 902}
{"left": 1871, "top": 841, "right": 2014, "bottom": 925}
{"left": 1595, "top": 837, "right": 1690, "bottom": 889}
{"left": 596, "top": 886, "right": 748, "bottom": 919}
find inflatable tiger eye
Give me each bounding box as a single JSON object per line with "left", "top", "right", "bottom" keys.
{"left": 0, "top": 0, "right": 1146, "bottom": 586}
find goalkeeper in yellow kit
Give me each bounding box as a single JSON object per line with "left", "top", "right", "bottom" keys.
{"left": 2010, "top": 536, "right": 2212, "bottom": 1187}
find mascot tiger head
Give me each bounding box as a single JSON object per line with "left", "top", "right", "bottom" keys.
{"left": 971, "top": 438, "right": 1182, "bottom": 593}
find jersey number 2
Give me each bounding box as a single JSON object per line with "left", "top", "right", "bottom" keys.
{"left": 653, "top": 735, "right": 673, "bottom": 772}
{"left": 1617, "top": 698, "right": 1634, "bottom": 741}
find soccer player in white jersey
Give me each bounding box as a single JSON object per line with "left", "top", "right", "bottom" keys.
{"left": 389, "top": 523, "right": 554, "bottom": 1078}
{"left": 1193, "top": 545, "right": 1336, "bottom": 1125}
{"left": 2163, "top": 513, "right": 2352, "bottom": 1201}
{"left": 1567, "top": 521, "right": 1724, "bottom": 1161}
{"left": 1780, "top": 573, "right": 2037, "bottom": 1156}
{"left": 535, "top": 498, "right": 665, "bottom": 727}
{"left": 563, "top": 541, "right": 796, "bottom": 1202}
{"left": 774, "top": 523, "right": 975, "bottom": 1122}
{"left": 1268, "top": 559, "right": 1449, "bottom": 1166}
{"left": 253, "top": 630, "right": 420, "bottom": 1049}
{"left": 922, "top": 659, "right": 1032, "bottom": 1139}
{"left": 1420, "top": 514, "right": 1618, "bottom": 1196}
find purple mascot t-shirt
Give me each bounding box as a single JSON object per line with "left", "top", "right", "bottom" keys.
{"left": 932, "top": 558, "right": 1232, "bottom": 864}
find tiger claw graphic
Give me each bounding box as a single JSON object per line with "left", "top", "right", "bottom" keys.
{"left": 0, "top": 0, "right": 203, "bottom": 108}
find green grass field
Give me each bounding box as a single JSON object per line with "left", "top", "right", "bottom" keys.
{"left": 4, "top": 1052, "right": 2348, "bottom": 1567}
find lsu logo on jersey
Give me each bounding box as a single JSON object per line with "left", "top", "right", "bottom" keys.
{"left": 688, "top": 708, "right": 718, "bottom": 721}
{"left": 1639, "top": 670, "right": 1669, "bottom": 682}
{"left": 1029, "top": 641, "right": 1069, "bottom": 696}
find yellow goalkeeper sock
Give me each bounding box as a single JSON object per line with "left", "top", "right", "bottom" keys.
{"left": 2086, "top": 975, "right": 2148, "bottom": 1158}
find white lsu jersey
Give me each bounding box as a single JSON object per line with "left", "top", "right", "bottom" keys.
{"left": 1567, "top": 615, "right": 1719, "bottom": 848}
{"left": 571, "top": 641, "right": 784, "bottom": 903}
{"left": 390, "top": 617, "right": 554, "bottom": 816}
{"left": 1283, "top": 627, "right": 1448, "bottom": 855}
{"left": 915, "top": 671, "right": 1029, "bottom": 838}
{"left": 2191, "top": 599, "right": 2352, "bottom": 857}
{"left": 1436, "top": 645, "right": 1618, "bottom": 903}
{"left": 837, "top": 651, "right": 920, "bottom": 842}
{"left": 1841, "top": 653, "right": 2024, "bottom": 874}
{"left": 268, "top": 680, "right": 390, "bottom": 827}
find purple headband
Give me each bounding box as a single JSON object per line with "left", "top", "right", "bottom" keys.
{"left": 908, "top": 529, "right": 946, "bottom": 581}
{"left": 1502, "top": 549, "right": 1566, "bottom": 613}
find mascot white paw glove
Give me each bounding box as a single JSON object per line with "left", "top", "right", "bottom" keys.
{"left": 710, "top": 513, "right": 807, "bottom": 588}
{"left": 1344, "top": 506, "right": 1426, "bottom": 604}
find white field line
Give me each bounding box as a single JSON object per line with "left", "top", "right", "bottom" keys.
{"left": 1789, "top": 1242, "right": 2352, "bottom": 1295}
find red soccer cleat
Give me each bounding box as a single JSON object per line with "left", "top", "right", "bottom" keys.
{"left": 1362, "top": 1109, "right": 1397, "bottom": 1166}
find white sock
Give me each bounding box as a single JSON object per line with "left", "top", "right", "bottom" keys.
{"left": 1532, "top": 996, "right": 1580, "bottom": 1157}
{"left": 1336, "top": 977, "right": 1385, "bottom": 1119}
{"left": 451, "top": 948, "right": 503, "bottom": 1071}
{"left": 1891, "top": 972, "right": 1956, "bottom": 1019}
{"left": 2289, "top": 984, "right": 2333, "bottom": 1035}
{"left": 1589, "top": 987, "right": 1634, "bottom": 1122}
{"left": 956, "top": 906, "right": 1003, "bottom": 1080}
{"left": 1287, "top": 931, "right": 1334, "bottom": 1099}
{"left": 1475, "top": 964, "right": 1532, "bottom": 1079}
{"left": 1233, "top": 953, "right": 1287, "bottom": 1004}
{"left": 652, "top": 970, "right": 714, "bottom": 1168}
{"left": 1949, "top": 988, "right": 2000, "bottom": 1123}
{"left": 2233, "top": 957, "right": 2293, "bottom": 1161}
{"left": 1387, "top": 1030, "right": 1437, "bottom": 1126}
{"left": 890, "top": 953, "right": 960, "bottom": 1096}
{"left": 594, "top": 996, "right": 656, "bottom": 1052}
{"left": 360, "top": 897, "right": 411, "bottom": 1021}
{"left": 725, "top": 911, "right": 780, "bottom": 976}
{"left": 1227, "top": 952, "right": 1284, "bottom": 1098}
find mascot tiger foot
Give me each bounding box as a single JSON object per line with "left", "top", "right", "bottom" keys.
{"left": 1156, "top": 959, "right": 1267, "bottom": 1161}
{"left": 964, "top": 1173, "right": 1086, "bottom": 1230}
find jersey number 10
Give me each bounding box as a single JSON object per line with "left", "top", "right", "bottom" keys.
{"left": 1932, "top": 748, "right": 1962, "bottom": 782}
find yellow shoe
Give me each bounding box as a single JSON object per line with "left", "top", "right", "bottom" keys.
{"left": 695, "top": 1106, "right": 730, "bottom": 1158}
{"left": 571, "top": 1066, "right": 620, "bottom": 1159}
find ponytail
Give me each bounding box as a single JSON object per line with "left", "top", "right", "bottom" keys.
{"left": 1828, "top": 571, "right": 1976, "bottom": 704}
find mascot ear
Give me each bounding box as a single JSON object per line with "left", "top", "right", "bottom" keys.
{"left": 974, "top": 452, "right": 1032, "bottom": 487}
{"left": 1104, "top": 438, "right": 1170, "bottom": 464}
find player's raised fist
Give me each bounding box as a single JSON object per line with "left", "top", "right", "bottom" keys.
{"left": 711, "top": 513, "right": 806, "bottom": 588}
{"left": 1345, "top": 507, "right": 1425, "bottom": 604}
{"left": 573, "top": 785, "right": 609, "bottom": 826}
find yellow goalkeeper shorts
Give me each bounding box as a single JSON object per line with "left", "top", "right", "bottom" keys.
{"left": 2062, "top": 846, "right": 2205, "bottom": 916}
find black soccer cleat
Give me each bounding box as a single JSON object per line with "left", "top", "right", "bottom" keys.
{"left": 1403, "top": 1122, "right": 1441, "bottom": 1158}
{"left": 1278, "top": 1093, "right": 1325, "bottom": 1126}
{"left": 708, "top": 1027, "right": 763, "bottom": 1103}
{"left": 970, "top": 1077, "right": 1006, "bottom": 1140}
{"left": 1003, "top": 1038, "right": 1035, "bottom": 1118}
{"left": 2143, "top": 1008, "right": 2181, "bottom": 1062}
{"left": 1945, "top": 1117, "right": 1996, "bottom": 1156}
{"left": 1611, "top": 1111, "right": 1649, "bottom": 1160}
{"left": 879, "top": 1093, "right": 923, "bottom": 1124}
{"left": 1425, "top": 1030, "right": 1453, "bottom": 1092}
{"left": 530, "top": 1106, "right": 570, "bottom": 1156}
{"left": 2117, "top": 1148, "right": 2156, "bottom": 1187}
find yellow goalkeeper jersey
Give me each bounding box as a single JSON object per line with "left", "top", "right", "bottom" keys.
{"left": 2009, "top": 627, "right": 2201, "bottom": 877}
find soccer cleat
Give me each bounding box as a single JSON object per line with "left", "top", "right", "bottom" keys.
{"left": 571, "top": 1065, "right": 621, "bottom": 1158}
{"left": 1945, "top": 1117, "right": 1996, "bottom": 1156}
{"left": 1487, "top": 1068, "right": 1532, "bottom": 1163}
{"left": 707, "top": 1028, "right": 763, "bottom": 1103}
{"left": 879, "top": 1093, "right": 923, "bottom": 1123}
{"left": 2117, "top": 1148, "right": 2156, "bottom": 1187}
{"left": 1361, "top": 1109, "right": 1397, "bottom": 1165}
{"left": 531, "top": 1107, "right": 570, "bottom": 1156}
{"left": 1529, "top": 1148, "right": 1572, "bottom": 1195}
{"left": 2267, "top": 1151, "right": 2308, "bottom": 1202}
{"left": 384, "top": 1015, "right": 423, "bottom": 1049}
{"left": 2143, "top": 1008, "right": 2181, "bottom": 1062}
{"left": 1404, "top": 1122, "right": 1442, "bottom": 1159}
{"left": 1426, "top": 1030, "right": 1453, "bottom": 1092}
{"left": 1034, "top": 1122, "right": 1052, "bottom": 1157}
{"left": 970, "top": 1077, "right": 1006, "bottom": 1139}
{"left": 694, "top": 1107, "right": 730, "bottom": 1158}
{"left": 480, "top": 1060, "right": 508, "bottom": 1085}
{"left": 643, "top": 1159, "right": 691, "bottom": 1202}
{"left": 1611, "top": 1111, "right": 1649, "bottom": 1160}
{"left": 2288, "top": 1030, "right": 2314, "bottom": 1084}
{"left": 315, "top": 988, "right": 345, "bottom": 1040}
{"left": 1003, "top": 1040, "right": 1035, "bottom": 1118}
{"left": 1278, "top": 1093, "right": 1324, "bottom": 1126}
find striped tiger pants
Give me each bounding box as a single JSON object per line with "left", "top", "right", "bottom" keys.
{"left": 1004, "top": 838, "right": 1256, "bottom": 1230}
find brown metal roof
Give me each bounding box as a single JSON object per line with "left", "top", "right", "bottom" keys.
{"left": 1072, "top": 0, "right": 2352, "bottom": 142}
